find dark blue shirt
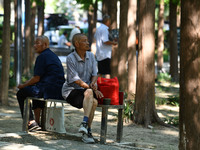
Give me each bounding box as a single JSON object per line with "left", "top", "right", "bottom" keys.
{"left": 34, "top": 48, "right": 65, "bottom": 99}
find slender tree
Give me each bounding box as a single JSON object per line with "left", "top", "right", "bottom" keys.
{"left": 134, "top": 0, "right": 169, "bottom": 127}
{"left": 118, "top": 0, "right": 128, "bottom": 92}
{"left": 169, "top": 0, "right": 179, "bottom": 82}
{"left": 108, "top": 0, "right": 118, "bottom": 78}
{"left": 127, "top": 0, "right": 137, "bottom": 99}
{"left": 24, "top": 0, "right": 31, "bottom": 75}
{"left": 37, "top": 0, "right": 44, "bottom": 36}
{"left": 157, "top": 0, "right": 164, "bottom": 72}
{"left": 0, "top": 0, "right": 11, "bottom": 105}
{"left": 179, "top": 0, "right": 200, "bottom": 149}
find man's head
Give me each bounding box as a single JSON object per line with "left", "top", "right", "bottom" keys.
{"left": 72, "top": 33, "right": 89, "bottom": 51}
{"left": 102, "top": 14, "right": 111, "bottom": 27}
{"left": 34, "top": 36, "right": 49, "bottom": 54}
{"left": 63, "top": 31, "right": 68, "bottom": 37}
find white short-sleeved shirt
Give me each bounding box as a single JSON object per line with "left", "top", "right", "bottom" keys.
{"left": 94, "top": 24, "right": 112, "bottom": 61}
{"left": 58, "top": 34, "right": 69, "bottom": 48}
{"left": 62, "top": 50, "right": 97, "bottom": 99}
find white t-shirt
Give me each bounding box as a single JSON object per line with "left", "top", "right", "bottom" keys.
{"left": 94, "top": 24, "right": 112, "bottom": 61}
{"left": 57, "top": 34, "right": 69, "bottom": 48}
{"left": 69, "top": 27, "right": 81, "bottom": 49}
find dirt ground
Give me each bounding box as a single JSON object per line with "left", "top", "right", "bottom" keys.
{"left": 0, "top": 88, "right": 179, "bottom": 150}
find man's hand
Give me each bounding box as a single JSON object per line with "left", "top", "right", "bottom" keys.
{"left": 89, "top": 82, "right": 97, "bottom": 91}
{"left": 17, "top": 84, "right": 25, "bottom": 89}
{"left": 94, "top": 90, "right": 104, "bottom": 99}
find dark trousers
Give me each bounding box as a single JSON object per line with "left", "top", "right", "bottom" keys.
{"left": 16, "top": 85, "right": 45, "bottom": 121}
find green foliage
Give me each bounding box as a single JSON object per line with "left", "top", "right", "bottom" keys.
{"left": 164, "top": 116, "right": 179, "bottom": 126}
{"left": 123, "top": 99, "right": 134, "bottom": 122}
{"left": 157, "top": 72, "right": 171, "bottom": 82}
{"left": 167, "top": 95, "right": 179, "bottom": 106}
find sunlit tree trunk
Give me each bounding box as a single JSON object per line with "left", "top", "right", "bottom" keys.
{"left": 179, "top": 0, "right": 200, "bottom": 149}
{"left": 118, "top": 0, "right": 128, "bottom": 92}
{"left": 0, "top": 0, "right": 11, "bottom": 105}
{"left": 157, "top": 0, "right": 164, "bottom": 72}
{"left": 169, "top": 0, "right": 178, "bottom": 82}
{"left": 134, "top": 0, "right": 156, "bottom": 127}
{"left": 127, "top": 0, "right": 137, "bottom": 99}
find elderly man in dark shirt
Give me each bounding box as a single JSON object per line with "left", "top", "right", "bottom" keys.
{"left": 17, "top": 36, "right": 65, "bottom": 131}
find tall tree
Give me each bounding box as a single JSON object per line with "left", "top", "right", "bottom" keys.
{"left": 118, "top": 0, "right": 128, "bottom": 92}
{"left": 179, "top": 0, "right": 200, "bottom": 149}
{"left": 30, "top": 1, "right": 37, "bottom": 69}
{"left": 0, "top": 0, "right": 11, "bottom": 105}
{"left": 108, "top": 0, "right": 118, "bottom": 78}
{"left": 157, "top": 0, "right": 164, "bottom": 72}
{"left": 134, "top": 0, "right": 167, "bottom": 127}
{"left": 37, "top": 0, "right": 44, "bottom": 36}
{"left": 169, "top": 0, "right": 179, "bottom": 82}
{"left": 102, "top": 0, "right": 108, "bottom": 16}
{"left": 127, "top": 0, "right": 137, "bottom": 99}
{"left": 24, "top": 0, "right": 31, "bottom": 75}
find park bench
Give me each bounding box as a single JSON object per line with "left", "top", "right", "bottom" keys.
{"left": 22, "top": 92, "right": 124, "bottom": 144}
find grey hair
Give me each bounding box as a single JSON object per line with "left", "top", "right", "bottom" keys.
{"left": 102, "top": 14, "right": 110, "bottom": 23}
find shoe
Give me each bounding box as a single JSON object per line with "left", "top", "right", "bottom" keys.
{"left": 28, "top": 122, "right": 41, "bottom": 132}
{"left": 82, "top": 133, "right": 95, "bottom": 144}
{"left": 78, "top": 122, "right": 88, "bottom": 134}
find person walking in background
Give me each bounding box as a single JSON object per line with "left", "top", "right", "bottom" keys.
{"left": 17, "top": 36, "right": 65, "bottom": 131}
{"left": 94, "top": 15, "right": 117, "bottom": 79}
{"left": 69, "top": 25, "right": 81, "bottom": 51}
{"left": 58, "top": 31, "right": 71, "bottom": 48}
{"left": 62, "top": 33, "right": 103, "bottom": 144}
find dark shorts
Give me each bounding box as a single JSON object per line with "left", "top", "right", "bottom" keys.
{"left": 98, "top": 58, "right": 111, "bottom": 74}
{"left": 65, "top": 89, "right": 97, "bottom": 109}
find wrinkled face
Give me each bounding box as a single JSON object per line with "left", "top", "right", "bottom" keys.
{"left": 34, "top": 38, "right": 46, "bottom": 54}
{"left": 76, "top": 35, "right": 90, "bottom": 51}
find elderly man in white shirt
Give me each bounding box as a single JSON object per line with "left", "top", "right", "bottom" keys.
{"left": 94, "top": 15, "right": 117, "bottom": 79}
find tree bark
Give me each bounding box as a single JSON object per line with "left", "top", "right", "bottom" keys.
{"left": 179, "top": 0, "right": 200, "bottom": 149}
{"left": 30, "top": 1, "right": 37, "bottom": 69}
{"left": 108, "top": 0, "right": 118, "bottom": 78}
{"left": 169, "top": 0, "right": 178, "bottom": 82}
{"left": 37, "top": 0, "right": 44, "bottom": 36}
{"left": 157, "top": 0, "right": 164, "bottom": 72}
{"left": 0, "top": 0, "right": 11, "bottom": 105}
{"left": 102, "top": 0, "right": 108, "bottom": 16}
{"left": 118, "top": 0, "right": 128, "bottom": 92}
{"left": 127, "top": 0, "right": 137, "bottom": 99}
{"left": 134, "top": 0, "right": 156, "bottom": 127}
{"left": 24, "top": 0, "right": 31, "bottom": 75}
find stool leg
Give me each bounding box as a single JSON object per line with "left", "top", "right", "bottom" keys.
{"left": 41, "top": 101, "right": 47, "bottom": 130}
{"left": 100, "top": 107, "right": 108, "bottom": 144}
{"left": 22, "top": 98, "right": 30, "bottom": 132}
{"left": 116, "top": 108, "right": 123, "bottom": 142}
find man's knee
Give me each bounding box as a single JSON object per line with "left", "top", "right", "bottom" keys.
{"left": 84, "top": 89, "right": 93, "bottom": 100}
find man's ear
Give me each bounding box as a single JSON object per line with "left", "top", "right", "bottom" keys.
{"left": 74, "top": 41, "right": 79, "bottom": 47}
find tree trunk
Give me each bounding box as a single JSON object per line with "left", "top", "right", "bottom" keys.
{"left": 127, "top": 0, "right": 137, "bottom": 99}
{"left": 134, "top": 0, "right": 156, "bottom": 127}
{"left": 179, "top": 0, "right": 200, "bottom": 149}
{"left": 88, "top": 1, "right": 97, "bottom": 47}
{"left": 24, "top": 0, "right": 31, "bottom": 75}
{"left": 157, "top": 0, "right": 164, "bottom": 72}
{"left": 14, "top": 0, "right": 17, "bottom": 78}
{"left": 118, "top": 0, "right": 128, "bottom": 92}
{"left": 102, "top": 0, "right": 108, "bottom": 16}
{"left": 0, "top": 0, "right": 11, "bottom": 105}
{"left": 108, "top": 0, "right": 118, "bottom": 78}
{"left": 37, "top": 0, "right": 44, "bottom": 36}
{"left": 30, "top": 1, "right": 36, "bottom": 69}
{"left": 169, "top": 0, "right": 178, "bottom": 82}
